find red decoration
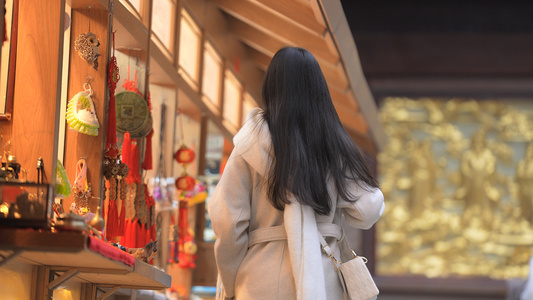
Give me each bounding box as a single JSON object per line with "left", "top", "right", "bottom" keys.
{"left": 176, "top": 175, "right": 195, "bottom": 191}
{"left": 105, "top": 31, "right": 120, "bottom": 158}
{"left": 178, "top": 235, "right": 197, "bottom": 268}
{"left": 142, "top": 129, "right": 154, "bottom": 170}
{"left": 125, "top": 141, "right": 141, "bottom": 184}
{"left": 177, "top": 200, "right": 197, "bottom": 268}
{"left": 121, "top": 132, "right": 132, "bottom": 167}
{"left": 175, "top": 145, "right": 195, "bottom": 164}
{"left": 104, "top": 31, "right": 121, "bottom": 240}
{"left": 106, "top": 180, "right": 119, "bottom": 239}
{"left": 122, "top": 67, "right": 141, "bottom": 95}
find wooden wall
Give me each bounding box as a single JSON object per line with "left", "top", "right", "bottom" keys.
{"left": 8, "top": 0, "right": 65, "bottom": 183}
{"left": 63, "top": 7, "right": 109, "bottom": 213}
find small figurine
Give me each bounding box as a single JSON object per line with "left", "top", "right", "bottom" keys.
{"left": 74, "top": 32, "right": 100, "bottom": 70}
{"left": 128, "top": 240, "right": 157, "bottom": 263}
{"left": 110, "top": 242, "right": 128, "bottom": 252}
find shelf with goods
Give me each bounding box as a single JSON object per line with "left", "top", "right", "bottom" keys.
{"left": 0, "top": 228, "right": 170, "bottom": 299}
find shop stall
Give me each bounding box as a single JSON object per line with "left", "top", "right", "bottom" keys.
{"left": 0, "top": 0, "right": 383, "bottom": 299}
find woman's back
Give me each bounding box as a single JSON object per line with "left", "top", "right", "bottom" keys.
{"left": 208, "top": 47, "right": 384, "bottom": 300}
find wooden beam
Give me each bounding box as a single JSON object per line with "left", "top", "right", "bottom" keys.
{"left": 348, "top": 128, "right": 377, "bottom": 156}
{"left": 333, "top": 102, "right": 368, "bottom": 136}
{"left": 213, "top": 0, "right": 339, "bottom": 65}
{"left": 320, "top": 61, "right": 349, "bottom": 91}
{"left": 329, "top": 86, "right": 358, "bottom": 111}
{"left": 229, "top": 18, "right": 348, "bottom": 91}
{"left": 254, "top": 0, "right": 326, "bottom": 36}
{"left": 245, "top": 45, "right": 271, "bottom": 71}
{"left": 228, "top": 17, "right": 286, "bottom": 56}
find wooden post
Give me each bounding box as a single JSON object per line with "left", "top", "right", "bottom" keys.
{"left": 11, "top": 0, "right": 65, "bottom": 184}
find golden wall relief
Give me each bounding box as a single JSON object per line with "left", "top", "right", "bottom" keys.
{"left": 377, "top": 97, "right": 533, "bottom": 279}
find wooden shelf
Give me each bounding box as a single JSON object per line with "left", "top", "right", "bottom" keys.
{"left": 0, "top": 229, "right": 171, "bottom": 290}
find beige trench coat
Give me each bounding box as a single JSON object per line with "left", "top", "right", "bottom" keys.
{"left": 208, "top": 108, "right": 385, "bottom": 300}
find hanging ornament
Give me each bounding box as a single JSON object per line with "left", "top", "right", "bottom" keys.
{"left": 116, "top": 58, "right": 152, "bottom": 138}
{"left": 142, "top": 129, "right": 154, "bottom": 171}
{"left": 175, "top": 145, "right": 195, "bottom": 165}
{"left": 105, "top": 30, "right": 120, "bottom": 159}
{"left": 66, "top": 83, "right": 99, "bottom": 136}
{"left": 177, "top": 198, "right": 197, "bottom": 269}
{"left": 122, "top": 64, "right": 141, "bottom": 95}
{"left": 175, "top": 174, "right": 195, "bottom": 191}
{"left": 125, "top": 139, "right": 141, "bottom": 185}
{"left": 115, "top": 91, "right": 152, "bottom": 138}
{"left": 103, "top": 30, "right": 128, "bottom": 239}
{"left": 55, "top": 159, "right": 71, "bottom": 199}
{"left": 105, "top": 133, "right": 130, "bottom": 240}
{"left": 136, "top": 183, "right": 148, "bottom": 247}
{"left": 71, "top": 158, "right": 92, "bottom": 216}
{"left": 122, "top": 182, "right": 137, "bottom": 248}
{"left": 74, "top": 32, "right": 100, "bottom": 70}
{"left": 74, "top": 9, "right": 100, "bottom": 70}
{"left": 174, "top": 110, "right": 196, "bottom": 192}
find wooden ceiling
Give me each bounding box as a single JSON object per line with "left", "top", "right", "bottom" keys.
{"left": 109, "top": 0, "right": 385, "bottom": 155}
{"left": 211, "top": 0, "right": 385, "bottom": 155}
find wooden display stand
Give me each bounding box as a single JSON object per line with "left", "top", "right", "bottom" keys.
{"left": 0, "top": 228, "right": 170, "bottom": 299}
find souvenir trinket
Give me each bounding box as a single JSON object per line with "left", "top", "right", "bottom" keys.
{"left": 72, "top": 158, "right": 91, "bottom": 215}
{"left": 74, "top": 32, "right": 100, "bottom": 70}
{"left": 66, "top": 83, "right": 99, "bottom": 136}
{"left": 55, "top": 159, "right": 71, "bottom": 198}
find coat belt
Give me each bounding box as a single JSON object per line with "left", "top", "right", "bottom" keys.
{"left": 248, "top": 223, "right": 342, "bottom": 247}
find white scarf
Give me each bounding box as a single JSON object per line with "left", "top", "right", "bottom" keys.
{"left": 284, "top": 199, "right": 327, "bottom": 300}
{"left": 234, "top": 108, "right": 327, "bottom": 300}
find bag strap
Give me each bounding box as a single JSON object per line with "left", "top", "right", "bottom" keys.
{"left": 318, "top": 228, "right": 368, "bottom": 267}
{"left": 318, "top": 233, "right": 342, "bottom": 269}
{"left": 318, "top": 231, "right": 349, "bottom": 298}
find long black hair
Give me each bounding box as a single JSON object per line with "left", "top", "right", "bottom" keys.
{"left": 262, "top": 47, "right": 378, "bottom": 215}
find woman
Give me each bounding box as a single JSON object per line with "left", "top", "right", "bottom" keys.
{"left": 208, "top": 47, "right": 385, "bottom": 300}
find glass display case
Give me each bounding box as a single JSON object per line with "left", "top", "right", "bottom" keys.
{"left": 0, "top": 182, "right": 52, "bottom": 228}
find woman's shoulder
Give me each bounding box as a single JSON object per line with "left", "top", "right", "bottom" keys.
{"left": 231, "top": 108, "right": 272, "bottom": 177}
{"left": 233, "top": 108, "right": 271, "bottom": 152}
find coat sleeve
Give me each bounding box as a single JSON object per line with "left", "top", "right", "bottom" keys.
{"left": 207, "top": 152, "right": 253, "bottom": 299}
{"left": 337, "top": 182, "right": 385, "bottom": 230}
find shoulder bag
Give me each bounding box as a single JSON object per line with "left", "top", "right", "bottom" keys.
{"left": 318, "top": 231, "right": 379, "bottom": 300}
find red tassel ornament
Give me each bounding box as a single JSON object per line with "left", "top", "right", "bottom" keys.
{"left": 122, "top": 132, "right": 133, "bottom": 169}
{"left": 105, "top": 31, "right": 120, "bottom": 158}
{"left": 106, "top": 178, "right": 120, "bottom": 239}
{"left": 142, "top": 129, "right": 154, "bottom": 170}
{"left": 126, "top": 141, "right": 141, "bottom": 184}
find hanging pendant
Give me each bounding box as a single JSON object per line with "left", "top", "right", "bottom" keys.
{"left": 66, "top": 84, "right": 99, "bottom": 136}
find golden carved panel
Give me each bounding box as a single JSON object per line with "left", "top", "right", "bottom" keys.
{"left": 377, "top": 97, "right": 533, "bottom": 279}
